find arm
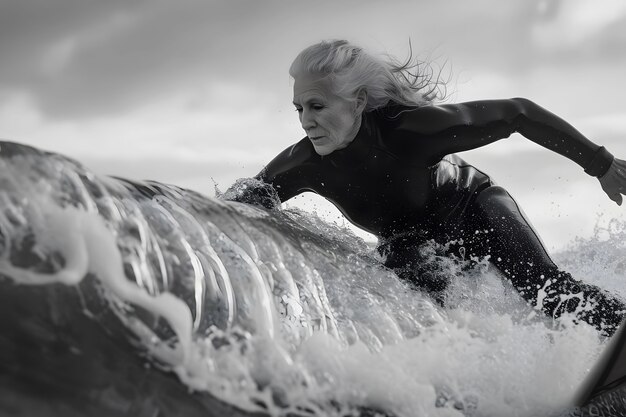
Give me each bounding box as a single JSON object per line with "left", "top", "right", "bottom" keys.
{"left": 393, "top": 98, "right": 626, "bottom": 204}
{"left": 397, "top": 97, "right": 617, "bottom": 177}
{"left": 221, "top": 138, "right": 315, "bottom": 209}
{"left": 396, "top": 98, "right": 611, "bottom": 172}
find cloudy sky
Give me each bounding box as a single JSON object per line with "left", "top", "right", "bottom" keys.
{"left": 1, "top": 0, "right": 625, "bottom": 250}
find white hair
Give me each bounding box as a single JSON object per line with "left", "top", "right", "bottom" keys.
{"left": 289, "top": 40, "right": 447, "bottom": 111}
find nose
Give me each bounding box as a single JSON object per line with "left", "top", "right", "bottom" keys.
{"left": 300, "top": 109, "right": 316, "bottom": 131}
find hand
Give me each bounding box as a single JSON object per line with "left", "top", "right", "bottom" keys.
{"left": 599, "top": 158, "right": 626, "bottom": 206}
{"left": 221, "top": 177, "right": 281, "bottom": 210}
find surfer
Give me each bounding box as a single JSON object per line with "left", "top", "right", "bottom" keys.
{"left": 226, "top": 40, "right": 626, "bottom": 336}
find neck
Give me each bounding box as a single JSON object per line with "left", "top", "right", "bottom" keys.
{"left": 344, "top": 113, "right": 363, "bottom": 147}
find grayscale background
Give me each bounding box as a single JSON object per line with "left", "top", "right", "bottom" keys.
{"left": 1, "top": 0, "right": 625, "bottom": 250}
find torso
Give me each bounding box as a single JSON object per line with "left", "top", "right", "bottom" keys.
{"left": 261, "top": 107, "right": 492, "bottom": 238}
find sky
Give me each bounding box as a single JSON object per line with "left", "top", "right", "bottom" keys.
{"left": 1, "top": 0, "right": 625, "bottom": 250}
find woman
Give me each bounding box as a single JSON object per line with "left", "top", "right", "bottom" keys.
{"left": 226, "top": 40, "right": 626, "bottom": 336}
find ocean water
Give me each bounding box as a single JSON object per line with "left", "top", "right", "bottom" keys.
{"left": 0, "top": 140, "right": 624, "bottom": 417}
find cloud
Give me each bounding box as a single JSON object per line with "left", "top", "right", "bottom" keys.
{"left": 8, "top": 0, "right": 626, "bottom": 121}
{"left": 0, "top": 1, "right": 300, "bottom": 119}
{"left": 530, "top": 0, "right": 626, "bottom": 64}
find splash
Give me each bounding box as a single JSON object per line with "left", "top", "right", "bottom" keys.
{"left": 0, "top": 141, "right": 623, "bottom": 417}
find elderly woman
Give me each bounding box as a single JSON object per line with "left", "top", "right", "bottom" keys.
{"left": 227, "top": 40, "right": 626, "bottom": 336}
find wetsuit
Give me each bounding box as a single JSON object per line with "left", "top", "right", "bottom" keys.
{"left": 228, "top": 98, "right": 624, "bottom": 336}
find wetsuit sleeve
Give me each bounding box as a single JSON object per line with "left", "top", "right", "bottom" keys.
{"left": 394, "top": 98, "right": 614, "bottom": 176}
{"left": 255, "top": 139, "right": 315, "bottom": 201}
{"left": 223, "top": 138, "right": 314, "bottom": 209}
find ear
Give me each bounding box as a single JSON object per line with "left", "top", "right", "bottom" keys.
{"left": 354, "top": 88, "right": 368, "bottom": 114}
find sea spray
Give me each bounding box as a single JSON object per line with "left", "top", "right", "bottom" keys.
{"left": 0, "top": 141, "right": 622, "bottom": 417}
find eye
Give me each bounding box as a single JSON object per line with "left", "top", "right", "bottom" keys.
{"left": 294, "top": 107, "right": 303, "bottom": 113}
{"left": 312, "top": 104, "right": 324, "bottom": 110}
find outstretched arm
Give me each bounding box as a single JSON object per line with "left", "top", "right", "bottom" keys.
{"left": 395, "top": 98, "right": 623, "bottom": 203}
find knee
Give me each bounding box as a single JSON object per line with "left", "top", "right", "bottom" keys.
{"left": 473, "top": 186, "right": 512, "bottom": 209}
{"left": 472, "top": 185, "right": 533, "bottom": 234}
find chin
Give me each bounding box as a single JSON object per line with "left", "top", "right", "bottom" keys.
{"left": 313, "top": 146, "right": 334, "bottom": 156}
{"left": 314, "top": 148, "right": 333, "bottom": 156}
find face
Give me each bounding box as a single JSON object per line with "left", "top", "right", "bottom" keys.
{"left": 292, "top": 73, "right": 363, "bottom": 156}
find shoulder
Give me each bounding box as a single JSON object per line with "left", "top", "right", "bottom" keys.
{"left": 380, "top": 99, "right": 531, "bottom": 136}
{"left": 373, "top": 103, "right": 462, "bottom": 136}
{"left": 261, "top": 137, "right": 318, "bottom": 181}
{"left": 371, "top": 104, "right": 445, "bottom": 140}
{"left": 278, "top": 137, "right": 316, "bottom": 162}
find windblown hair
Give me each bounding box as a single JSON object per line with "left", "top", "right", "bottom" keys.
{"left": 289, "top": 40, "right": 447, "bottom": 111}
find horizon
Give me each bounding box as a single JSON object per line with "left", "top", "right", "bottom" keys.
{"left": 1, "top": 0, "right": 625, "bottom": 250}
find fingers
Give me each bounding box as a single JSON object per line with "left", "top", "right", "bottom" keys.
{"left": 599, "top": 158, "right": 626, "bottom": 205}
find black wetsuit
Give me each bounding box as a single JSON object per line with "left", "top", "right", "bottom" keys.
{"left": 229, "top": 98, "right": 624, "bottom": 336}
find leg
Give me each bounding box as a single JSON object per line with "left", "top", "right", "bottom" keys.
{"left": 460, "top": 186, "right": 625, "bottom": 336}
{"left": 378, "top": 232, "right": 450, "bottom": 305}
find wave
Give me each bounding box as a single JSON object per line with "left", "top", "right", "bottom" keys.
{"left": 0, "top": 140, "right": 624, "bottom": 417}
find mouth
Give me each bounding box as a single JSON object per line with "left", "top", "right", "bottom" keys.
{"left": 309, "top": 136, "right": 325, "bottom": 141}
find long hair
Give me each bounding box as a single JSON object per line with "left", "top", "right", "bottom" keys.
{"left": 289, "top": 40, "right": 447, "bottom": 111}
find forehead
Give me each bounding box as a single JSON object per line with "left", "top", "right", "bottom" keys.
{"left": 292, "top": 73, "right": 336, "bottom": 102}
